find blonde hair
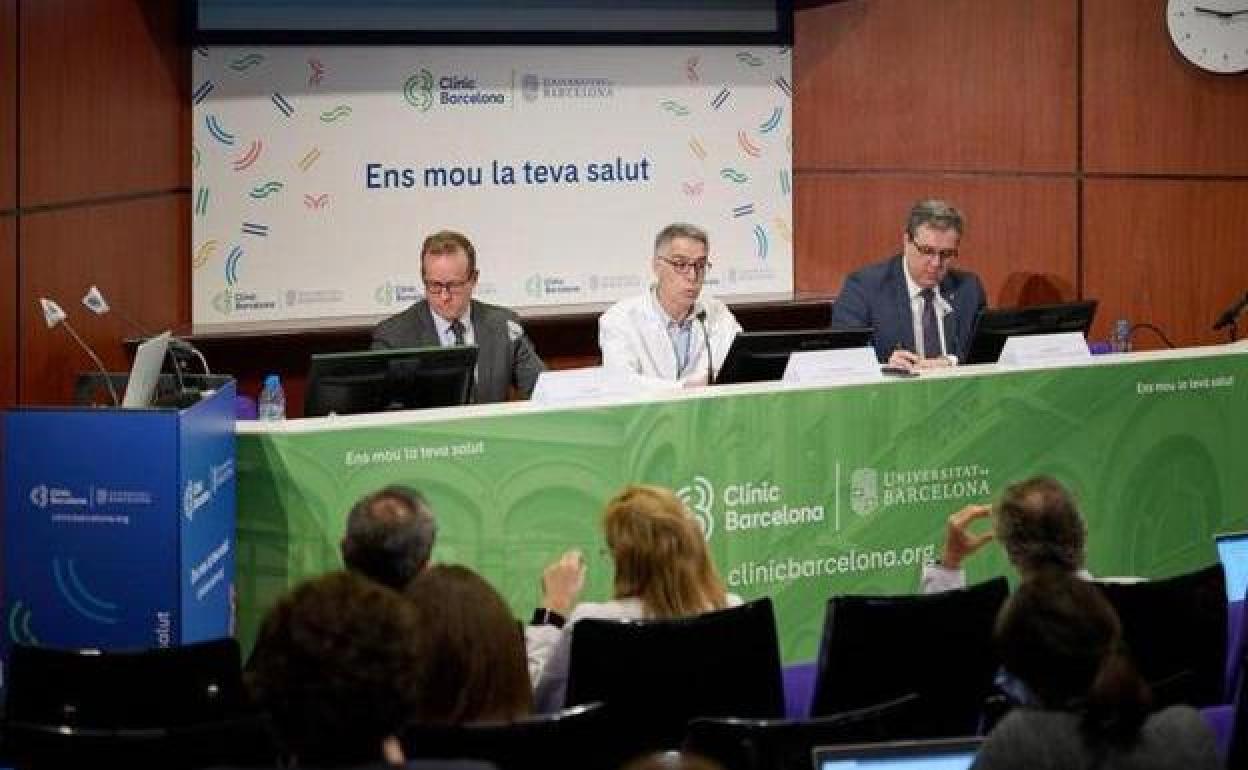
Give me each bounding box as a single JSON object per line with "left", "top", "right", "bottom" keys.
{"left": 604, "top": 484, "right": 728, "bottom": 618}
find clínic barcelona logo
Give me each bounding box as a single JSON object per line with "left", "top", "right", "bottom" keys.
{"left": 212, "top": 289, "right": 234, "bottom": 316}
{"left": 676, "top": 476, "right": 715, "bottom": 541}
{"left": 403, "top": 69, "right": 435, "bottom": 112}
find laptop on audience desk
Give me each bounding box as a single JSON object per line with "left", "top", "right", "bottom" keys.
{"left": 813, "top": 737, "right": 981, "bottom": 770}
{"left": 1217, "top": 531, "right": 1248, "bottom": 603}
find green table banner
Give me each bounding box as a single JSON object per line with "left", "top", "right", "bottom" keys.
{"left": 236, "top": 349, "right": 1248, "bottom": 662}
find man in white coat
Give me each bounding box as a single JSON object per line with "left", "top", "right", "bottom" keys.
{"left": 598, "top": 223, "right": 742, "bottom": 386}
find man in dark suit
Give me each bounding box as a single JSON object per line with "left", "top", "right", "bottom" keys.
{"left": 372, "top": 230, "right": 545, "bottom": 402}
{"left": 832, "top": 199, "right": 986, "bottom": 370}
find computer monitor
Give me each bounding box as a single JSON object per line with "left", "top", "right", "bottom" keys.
{"left": 714, "top": 328, "right": 873, "bottom": 385}
{"left": 966, "top": 300, "right": 1098, "bottom": 365}
{"left": 304, "top": 346, "right": 478, "bottom": 417}
{"left": 1217, "top": 531, "right": 1248, "bottom": 603}
{"left": 813, "top": 737, "right": 981, "bottom": 770}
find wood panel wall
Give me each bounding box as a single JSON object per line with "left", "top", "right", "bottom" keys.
{"left": 794, "top": 0, "right": 1248, "bottom": 348}
{"left": 1, "top": 0, "right": 17, "bottom": 408}
{"left": 6, "top": 0, "right": 1248, "bottom": 407}
{"left": 9, "top": 0, "right": 188, "bottom": 406}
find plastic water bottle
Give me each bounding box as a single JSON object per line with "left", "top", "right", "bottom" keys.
{"left": 1110, "top": 319, "right": 1131, "bottom": 353}
{"left": 257, "top": 374, "right": 286, "bottom": 420}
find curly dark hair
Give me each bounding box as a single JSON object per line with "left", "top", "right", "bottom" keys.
{"left": 245, "top": 571, "right": 427, "bottom": 766}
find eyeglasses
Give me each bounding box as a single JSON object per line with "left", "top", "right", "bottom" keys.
{"left": 423, "top": 278, "right": 473, "bottom": 296}
{"left": 910, "top": 238, "right": 959, "bottom": 263}
{"left": 659, "top": 257, "right": 712, "bottom": 276}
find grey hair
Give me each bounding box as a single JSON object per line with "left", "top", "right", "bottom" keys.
{"left": 995, "top": 476, "right": 1087, "bottom": 575}
{"left": 905, "top": 199, "right": 965, "bottom": 239}
{"left": 654, "top": 223, "right": 710, "bottom": 256}
{"left": 341, "top": 485, "right": 437, "bottom": 590}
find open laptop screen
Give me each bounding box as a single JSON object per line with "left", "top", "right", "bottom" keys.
{"left": 814, "top": 738, "right": 980, "bottom": 770}
{"left": 1216, "top": 531, "right": 1248, "bottom": 602}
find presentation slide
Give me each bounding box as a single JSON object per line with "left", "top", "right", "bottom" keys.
{"left": 191, "top": 45, "right": 793, "bottom": 326}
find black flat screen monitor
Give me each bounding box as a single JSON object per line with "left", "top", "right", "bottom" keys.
{"left": 714, "top": 328, "right": 872, "bottom": 385}
{"left": 966, "top": 300, "right": 1098, "bottom": 365}
{"left": 304, "top": 346, "right": 477, "bottom": 417}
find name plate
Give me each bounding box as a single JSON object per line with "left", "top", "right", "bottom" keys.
{"left": 783, "top": 347, "right": 883, "bottom": 384}
{"left": 532, "top": 366, "right": 678, "bottom": 404}
{"left": 998, "top": 332, "right": 1092, "bottom": 367}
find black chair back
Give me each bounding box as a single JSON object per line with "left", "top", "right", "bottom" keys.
{"left": 683, "top": 692, "right": 920, "bottom": 770}
{"left": 1230, "top": 641, "right": 1247, "bottom": 770}
{"left": 1095, "top": 563, "right": 1228, "bottom": 708}
{"left": 3, "top": 638, "right": 274, "bottom": 768}
{"left": 401, "top": 702, "right": 611, "bottom": 770}
{"left": 809, "top": 577, "right": 1009, "bottom": 739}
{"left": 565, "top": 598, "right": 784, "bottom": 754}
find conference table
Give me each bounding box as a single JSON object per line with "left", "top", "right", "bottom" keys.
{"left": 235, "top": 342, "right": 1248, "bottom": 662}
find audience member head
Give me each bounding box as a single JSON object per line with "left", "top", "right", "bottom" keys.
{"left": 604, "top": 484, "right": 728, "bottom": 618}
{"left": 994, "top": 476, "right": 1087, "bottom": 577}
{"left": 341, "top": 485, "right": 437, "bottom": 590}
{"left": 994, "top": 569, "right": 1151, "bottom": 742}
{"left": 245, "top": 571, "right": 427, "bottom": 766}
{"left": 404, "top": 564, "right": 533, "bottom": 724}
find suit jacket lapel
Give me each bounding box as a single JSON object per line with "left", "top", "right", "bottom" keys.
{"left": 938, "top": 277, "right": 961, "bottom": 358}
{"left": 469, "top": 301, "right": 493, "bottom": 399}
{"left": 414, "top": 301, "right": 440, "bottom": 347}
{"left": 889, "top": 256, "right": 917, "bottom": 352}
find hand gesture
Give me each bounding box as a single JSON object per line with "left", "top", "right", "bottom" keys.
{"left": 541, "top": 549, "right": 586, "bottom": 615}
{"left": 941, "top": 504, "right": 994, "bottom": 569}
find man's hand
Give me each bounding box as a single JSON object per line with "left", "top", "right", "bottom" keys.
{"left": 887, "top": 348, "right": 920, "bottom": 371}
{"left": 917, "top": 356, "right": 953, "bottom": 369}
{"left": 941, "top": 504, "right": 994, "bottom": 569}
{"left": 540, "top": 549, "right": 586, "bottom": 615}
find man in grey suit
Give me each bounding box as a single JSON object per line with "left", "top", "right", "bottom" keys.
{"left": 372, "top": 230, "right": 545, "bottom": 402}
{"left": 831, "top": 199, "right": 986, "bottom": 371}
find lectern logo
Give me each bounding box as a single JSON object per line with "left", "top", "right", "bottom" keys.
{"left": 183, "top": 478, "right": 212, "bottom": 522}
{"left": 851, "top": 468, "right": 879, "bottom": 516}
{"left": 525, "top": 274, "right": 544, "bottom": 299}
{"left": 29, "top": 485, "right": 49, "bottom": 509}
{"left": 677, "top": 476, "right": 715, "bottom": 541}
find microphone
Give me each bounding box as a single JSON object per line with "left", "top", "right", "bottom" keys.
{"left": 83, "top": 285, "right": 211, "bottom": 382}
{"left": 696, "top": 309, "right": 713, "bottom": 385}
{"left": 40, "top": 298, "right": 120, "bottom": 407}
{"left": 1212, "top": 291, "right": 1248, "bottom": 332}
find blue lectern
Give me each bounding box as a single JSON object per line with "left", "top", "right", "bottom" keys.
{"left": 2, "top": 380, "right": 236, "bottom": 659}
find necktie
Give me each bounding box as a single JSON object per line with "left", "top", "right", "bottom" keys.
{"left": 920, "top": 288, "right": 941, "bottom": 358}
{"left": 449, "top": 319, "right": 466, "bottom": 346}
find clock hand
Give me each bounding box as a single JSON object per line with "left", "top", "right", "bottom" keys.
{"left": 1194, "top": 5, "right": 1248, "bottom": 17}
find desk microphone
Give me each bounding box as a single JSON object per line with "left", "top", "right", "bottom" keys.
{"left": 40, "top": 298, "right": 120, "bottom": 406}
{"left": 83, "top": 284, "right": 211, "bottom": 379}
{"left": 696, "top": 309, "right": 713, "bottom": 384}
{"left": 1212, "top": 291, "right": 1248, "bottom": 333}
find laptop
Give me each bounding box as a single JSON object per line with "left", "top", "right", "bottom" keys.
{"left": 814, "top": 737, "right": 981, "bottom": 770}
{"left": 122, "top": 331, "right": 171, "bottom": 408}
{"left": 1216, "top": 531, "right": 1248, "bottom": 603}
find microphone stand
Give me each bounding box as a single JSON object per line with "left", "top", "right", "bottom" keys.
{"left": 61, "top": 320, "right": 120, "bottom": 406}
{"left": 697, "top": 310, "right": 713, "bottom": 384}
